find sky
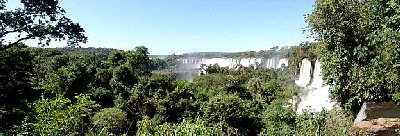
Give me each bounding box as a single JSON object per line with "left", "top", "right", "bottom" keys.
{"left": 7, "top": 0, "right": 316, "bottom": 55}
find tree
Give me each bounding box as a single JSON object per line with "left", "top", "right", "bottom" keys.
{"left": 32, "top": 94, "right": 98, "bottom": 135}
{"left": 91, "top": 108, "right": 128, "bottom": 135}
{"left": 40, "top": 54, "right": 98, "bottom": 99}
{"left": 307, "top": 0, "right": 400, "bottom": 111}
{"left": 136, "top": 117, "right": 237, "bottom": 136}
{"left": 288, "top": 42, "right": 318, "bottom": 75}
{"left": 0, "top": 44, "right": 39, "bottom": 133}
{"left": 107, "top": 46, "right": 152, "bottom": 90}
{"left": 201, "top": 94, "right": 263, "bottom": 135}
{"left": 0, "top": 1, "right": 88, "bottom": 131}
{"left": 0, "top": 0, "right": 87, "bottom": 46}
{"left": 129, "top": 46, "right": 151, "bottom": 79}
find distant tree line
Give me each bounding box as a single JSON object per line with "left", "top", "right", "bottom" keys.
{"left": 173, "top": 46, "right": 290, "bottom": 59}
{"left": 52, "top": 47, "right": 118, "bottom": 60}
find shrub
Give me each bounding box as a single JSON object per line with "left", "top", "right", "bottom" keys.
{"left": 92, "top": 108, "right": 128, "bottom": 135}
{"left": 294, "top": 108, "right": 356, "bottom": 136}
{"left": 201, "top": 94, "right": 263, "bottom": 135}
{"left": 136, "top": 117, "right": 237, "bottom": 136}
{"left": 260, "top": 100, "right": 296, "bottom": 135}
{"left": 32, "top": 95, "right": 93, "bottom": 135}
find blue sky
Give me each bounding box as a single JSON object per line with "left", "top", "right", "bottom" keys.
{"left": 8, "top": 0, "right": 315, "bottom": 55}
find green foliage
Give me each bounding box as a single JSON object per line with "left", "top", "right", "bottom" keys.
{"left": 201, "top": 93, "right": 263, "bottom": 135}
{"left": 91, "top": 108, "right": 128, "bottom": 135}
{"left": 89, "top": 88, "right": 114, "bottom": 108}
{"left": 202, "top": 64, "right": 230, "bottom": 74}
{"left": 2, "top": 1, "right": 365, "bottom": 135}
{"left": 54, "top": 47, "right": 117, "bottom": 60}
{"left": 136, "top": 117, "right": 237, "bottom": 136}
{"left": 3, "top": 1, "right": 385, "bottom": 135}
{"left": 0, "top": 44, "right": 363, "bottom": 135}
{"left": 307, "top": 0, "right": 400, "bottom": 111}
{"left": 149, "top": 58, "right": 169, "bottom": 70}
{"left": 144, "top": 72, "right": 176, "bottom": 97}
{"left": 288, "top": 42, "right": 319, "bottom": 74}
{"left": 40, "top": 54, "right": 98, "bottom": 99}
{"left": 259, "top": 80, "right": 282, "bottom": 102}
{"left": 32, "top": 94, "right": 97, "bottom": 135}
{"left": 162, "top": 80, "right": 196, "bottom": 123}
{"left": 177, "top": 46, "right": 289, "bottom": 59}
{"left": 321, "top": 109, "right": 356, "bottom": 135}
{"left": 0, "top": 14, "right": 366, "bottom": 135}
{"left": 108, "top": 47, "right": 152, "bottom": 92}
{"left": 121, "top": 73, "right": 196, "bottom": 126}
{"left": 111, "top": 64, "right": 138, "bottom": 89}
{"left": 294, "top": 108, "right": 355, "bottom": 136}
{"left": 0, "top": 44, "right": 38, "bottom": 133}
{"left": 295, "top": 111, "right": 327, "bottom": 135}
{"left": 0, "top": 0, "right": 87, "bottom": 46}
{"left": 260, "top": 100, "right": 295, "bottom": 135}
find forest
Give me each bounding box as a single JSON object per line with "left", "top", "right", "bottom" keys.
{"left": 1, "top": 0, "right": 400, "bottom": 135}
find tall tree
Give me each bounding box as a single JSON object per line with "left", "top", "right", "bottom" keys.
{"left": 0, "top": 44, "right": 38, "bottom": 132}
{"left": 0, "top": 0, "right": 87, "bottom": 47}
{"left": 0, "top": 0, "right": 87, "bottom": 133}
{"left": 307, "top": 0, "right": 400, "bottom": 111}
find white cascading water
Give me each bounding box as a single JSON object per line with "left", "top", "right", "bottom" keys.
{"left": 240, "top": 58, "right": 263, "bottom": 68}
{"left": 277, "top": 58, "right": 289, "bottom": 69}
{"left": 179, "top": 57, "right": 334, "bottom": 113}
{"left": 295, "top": 59, "right": 312, "bottom": 87}
{"left": 353, "top": 102, "right": 367, "bottom": 125}
{"left": 296, "top": 59, "right": 335, "bottom": 114}
{"left": 203, "top": 58, "right": 239, "bottom": 68}
{"left": 266, "top": 58, "right": 276, "bottom": 69}
{"left": 178, "top": 58, "right": 288, "bottom": 69}
{"left": 310, "top": 60, "right": 323, "bottom": 88}
{"left": 176, "top": 57, "right": 289, "bottom": 81}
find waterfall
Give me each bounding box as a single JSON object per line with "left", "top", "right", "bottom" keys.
{"left": 296, "top": 59, "right": 335, "bottom": 114}
{"left": 310, "top": 60, "right": 323, "bottom": 88}
{"left": 261, "top": 58, "right": 288, "bottom": 69}
{"left": 175, "top": 57, "right": 289, "bottom": 81}
{"left": 295, "top": 59, "right": 312, "bottom": 87}
{"left": 203, "top": 58, "right": 237, "bottom": 68}
{"left": 239, "top": 58, "right": 263, "bottom": 68}
{"left": 179, "top": 58, "right": 335, "bottom": 113}
{"left": 353, "top": 103, "right": 367, "bottom": 125}
{"left": 178, "top": 57, "right": 288, "bottom": 69}
{"left": 266, "top": 59, "right": 275, "bottom": 69}
{"left": 277, "top": 58, "right": 288, "bottom": 69}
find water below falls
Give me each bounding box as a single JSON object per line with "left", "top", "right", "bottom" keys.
{"left": 295, "top": 59, "right": 335, "bottom": 114}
